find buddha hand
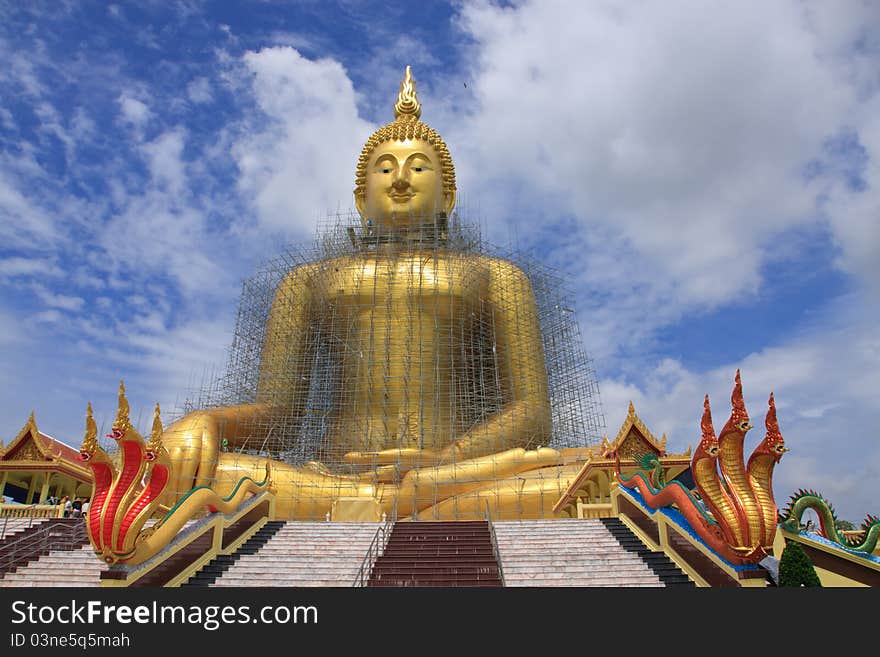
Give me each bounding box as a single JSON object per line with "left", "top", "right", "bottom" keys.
{"left": 343, "top": 443, "right": 562, "bottom": 483}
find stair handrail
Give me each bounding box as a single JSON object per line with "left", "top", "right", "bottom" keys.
{"left": 484, "top": 504, "right": 506, "bottom": 587}
{"left": 352, "top": 513, "right": 394, "bottom": 587}
{"left": 1, "top": 507, "right": 45, "bottom": 540}
{"left": 0, "top": 520, "right": 89, "bottom": 575}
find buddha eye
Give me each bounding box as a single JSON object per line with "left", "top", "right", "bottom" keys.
{"left": 412, "top": 167, "right": 423, "bottom": 172}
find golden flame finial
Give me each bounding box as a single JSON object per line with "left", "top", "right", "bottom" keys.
{"left": 86, "top": 401, "right": 96, "bottom": 433}
{"left": 730, "top": 369, "right": 749, "bottom": 424}
{"left": 393, "top": 65, "right": 421, "bottom": 121}
{"left": 115, "top": 380, "right": 131, "bottom": 430}
{"left": 80, "top": 401, "right": 99, "bottom": 453}
{"left": 147, "top": 402, "right": 163, "bottom": 452}
{"left": 700, "top": 394, "right": 717, "bottom": 447}
{"left": 765, "top": 392, "right": 782, "bottom": 443}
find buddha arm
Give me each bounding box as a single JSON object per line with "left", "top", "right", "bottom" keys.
{"left": 442, "top": 259, "right": 552, "bottom": 462}
{"left": 163, "top": 265, "right": 315, "bottom": 495}
{"left": 254, "top": 264, "right": 316, "bottom": 424}
{"left": 187, "top": 262, "right": 317, "bottom": 451}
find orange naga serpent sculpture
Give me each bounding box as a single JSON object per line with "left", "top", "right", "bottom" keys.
{"left": 617, "top": 370, "right": 788, "bottom": 565}
{"left": 77, "top": 382, "right": 272, "bottom": 567}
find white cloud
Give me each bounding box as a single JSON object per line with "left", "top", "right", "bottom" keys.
{"left": 118, "top": 94, "right": 150, "bottom": 128}
{"left": 821, "top": 96, "right": 880, "bottom": 291}
{"left": 233, "top": 47, "right": 375, "bottom": 237}
{"left": 32, "top": 284, "right": 84, "bottom": 312}
{"left": 141, "top": 129, "right": 187, "bottom": 195}
{"left": 186, "top": 76, "right": 213, "bottom": 104}
{"left": 601, "top": 297, "right": 880, "bottom": 522}
{"left": 453, "top": 0, "right": 878, "bottom": 305}
{"left": 34, "top": 309, "right": 62, "bottom": 323}
{"left": 99, "top": 192, "right": 226, "bottom": 298}
{"left": 0, "top": 172, "right": 57, "bottom": 247}
{"left": 70, "top": 107, "right": 96, "bottom": 141}
{"left": 0, "top": 257, "right": 61, "bottom": 278}
{"left": 0, "top": 309, "right": 26, "bottom": 345}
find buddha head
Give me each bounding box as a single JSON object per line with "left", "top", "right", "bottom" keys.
{"left": 354, "top": 66, "right": 456, "bottom": 232}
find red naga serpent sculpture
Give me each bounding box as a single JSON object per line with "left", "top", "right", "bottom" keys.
{"left": 617, "top": 370, "right": 788, "bottom": 565}
{"left": 78, "top": 381, "right": 272, "bottom": 566}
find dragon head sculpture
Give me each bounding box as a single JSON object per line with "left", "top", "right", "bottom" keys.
{"left": 621, "top": 371, "right": 789, "bottom": 565}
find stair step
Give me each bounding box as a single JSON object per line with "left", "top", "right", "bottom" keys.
{"left": 203, "top": 521, "right": 383, "bottom": 587}
{"left": 366, "top": 522, "right": 502, "bottom": 588}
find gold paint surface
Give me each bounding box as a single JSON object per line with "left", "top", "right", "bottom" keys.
{"left": 694, "top": 457, "right": 745, "bottom": 547}
{"left": 159, "top": 67, "right": 585, "bottom": 520}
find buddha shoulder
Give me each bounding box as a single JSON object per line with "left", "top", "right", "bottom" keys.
{"left": 481, "top": 254, "right": 535, "bottom": 292}
{"left": 272, "top": 261, "right": 326, "bottom": 298}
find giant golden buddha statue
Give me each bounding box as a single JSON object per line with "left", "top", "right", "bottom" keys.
{"left": 162, "top": 67, "right": 597, "bottom": 520}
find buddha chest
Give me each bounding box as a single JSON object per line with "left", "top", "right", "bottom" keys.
{"left": 316, "top": 252, "right": 489, "bottom": 318}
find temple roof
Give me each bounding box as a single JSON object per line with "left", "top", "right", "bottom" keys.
{"left": 0, "top": 411, "right": 90, "bottom": 479}
{"left": 600, "top": 401, "right": 669, "bottom": 458}
{"left": 552, "top": 402, "right": 692, "bottom": 514}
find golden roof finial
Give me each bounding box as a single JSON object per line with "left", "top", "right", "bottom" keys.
{"left": 115, "top": 380, "right": 131, "bottom": 430}
{"left": 28, "top": 409, "right": 35, "bottom": 425}
{"left": 627, "top": 401, "right": 636, "bottom": 416}
{"left": 393, "top": 65, "right": 421, "bottom": 121}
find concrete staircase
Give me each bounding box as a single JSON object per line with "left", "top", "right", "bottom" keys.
{"left": 493, "top": 518, "right": 693, "bottom": 587}
{"left": 368, "top": 521, "right": 502, "bottom": 587}
{"left": 0, "top": 519, "right": 90, "bottom": 584}
{"left": 0, "top": 518, "right": 51, "bottom": 544}
{"left": 0, "top": 544, "right": 103, "bottom": 587}
{"left": 184, "top": 521, "right": 286, "bottom": 586}
{"left": 209, "top": 522, "right": 382, "bottom": 587}
{"left": 0, "top": 518, "right": 695, "bottom": 588}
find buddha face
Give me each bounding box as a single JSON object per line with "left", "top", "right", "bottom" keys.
{"left": 356, "top": 138, "right": 453, "bottom": 229}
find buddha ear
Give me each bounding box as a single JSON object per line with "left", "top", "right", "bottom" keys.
{"left": 354, "top": 190, "right": 366, "bottom": 221}
{"left": 443, "top": 189, "right": 456, "bottom": 217}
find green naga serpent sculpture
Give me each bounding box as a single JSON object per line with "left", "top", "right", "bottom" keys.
{"left": 616, "top": 371, "right": 788, "bottom": 565}
{"left": 780, "top": 490, "right": 880, "bottom": 555}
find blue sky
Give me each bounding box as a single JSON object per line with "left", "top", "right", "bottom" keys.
{"left": 1, "top": 1, "right": 878, "bottom": 522}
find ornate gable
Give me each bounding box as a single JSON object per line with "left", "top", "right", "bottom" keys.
{"left": 2, "top": 412, "right": 52, "bottom": 462}
{"left": 553, "top": 402, "right": 692, "bottom": 515}
{"left": 601, "top": 401, "right": 667, "bottom": 458}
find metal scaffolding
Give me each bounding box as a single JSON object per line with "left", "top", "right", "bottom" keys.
{"left": 176, "top": 211, "right": 605, "bottom": 519}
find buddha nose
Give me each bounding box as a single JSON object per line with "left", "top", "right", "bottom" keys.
{"left": 392, "top": 171, "right": 410, "bottom": 190}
